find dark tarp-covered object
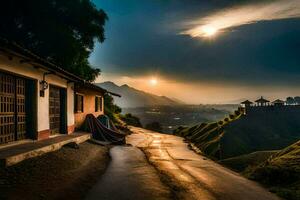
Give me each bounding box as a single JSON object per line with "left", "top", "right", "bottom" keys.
{"left": 83, "top": 114, "right": 125, "bottom": 144}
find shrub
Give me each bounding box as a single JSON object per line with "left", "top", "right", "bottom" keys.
{"left": 173, "top": 126, "right": 185, "bottom": 134}
{"left": 145, "top": 122, "right": 163, "bottom": 133}
{"left": 234, "top": 110, "right": 241, "bottom": 116}
{"left": 104, "top": 94, "right": 122, "bottom": 123}
{"left": 120, "top": 113, "right": 142, "bottom": 127}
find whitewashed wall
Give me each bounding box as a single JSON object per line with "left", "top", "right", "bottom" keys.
{"left": 0, "top": 55, "right": 75, "bottom": 134}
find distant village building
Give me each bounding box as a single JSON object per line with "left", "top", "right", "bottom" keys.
{"left": 241, "top": 100, "right": 253, "bottom": 107}
{"left": 255, "top": 96, "right": 270, "bottom": 106}
{"left": 272, "top": 99, "right": 285, "bottom": 106}
{"left": 0, "top": 38, "right": 119, "bottom": 144}
{"left": 238, "top": 96, "right": 300, "bottom": 117}
{"left": 240, "top": 100, "right": 253, "bottom": 115}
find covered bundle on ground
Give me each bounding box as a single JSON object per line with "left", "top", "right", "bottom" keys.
{"left": 97, "top": 115, "right": 119, "bottom": 132}
{"left": 83, "top": 114, "right": 125, "bottom": 144}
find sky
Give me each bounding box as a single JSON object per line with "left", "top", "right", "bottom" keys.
{"left": 90, "top": 0, "right": 300, "bottom": 104}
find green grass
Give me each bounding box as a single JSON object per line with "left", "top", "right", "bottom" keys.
{"left": 247, "top": 140, "right": 300, "bottom": 200}
{"left": 219, "top": 150, "right": 277, "bottom": 172}
{"left": 174, "top": 110, "right": 243, "bottom": 159}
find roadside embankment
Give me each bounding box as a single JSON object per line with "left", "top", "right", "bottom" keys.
{"left": 247, "top": 140, "right": 300, "bottom": 200}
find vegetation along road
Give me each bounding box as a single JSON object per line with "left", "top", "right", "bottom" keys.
{"left": 125, "top": 127, "right": 281, "bottom": 200}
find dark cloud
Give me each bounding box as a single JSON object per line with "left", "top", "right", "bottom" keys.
{"left": 90, "top": 0, "right": 300, "bottom": 87}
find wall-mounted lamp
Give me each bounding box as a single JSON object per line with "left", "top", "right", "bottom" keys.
{"left": 39, "top": 72, "right": 52, "bottom": 97}
{"left": 39, "top": 80, "right": 48, "bottom": 97}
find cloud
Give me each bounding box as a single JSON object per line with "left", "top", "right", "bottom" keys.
{"left": 181, "top": 0, "right": 300, "bottom": 38}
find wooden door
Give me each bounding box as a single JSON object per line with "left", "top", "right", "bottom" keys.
{"left": 0, "top": 72, "right": 27, "bottom": 144}
{"left": 16, "top": 78, "right": 26, "bottom": 140}
{"left": 49, "top": 86, "right": 60, "bottom": 135}
{"left": 0, "top": 73, "right": 15, "bottom": 143}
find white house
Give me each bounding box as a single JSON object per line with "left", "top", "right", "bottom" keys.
{"left": 0, "top": 38, "right": 118, "bottom": 144}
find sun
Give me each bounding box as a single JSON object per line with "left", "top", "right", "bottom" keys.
{"left": 149, "top": 78, "right": 158, "bottom": 86}
{"left": 202, "top": 26, "right": 218, "bottom": 37}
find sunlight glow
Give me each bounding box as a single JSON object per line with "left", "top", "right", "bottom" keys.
{"left": 180, "top": 0, "right": 300, "bottom": 39}
{"left": 183, "top": 25, "right": 218, "bottom": 38}
{"left": 150, "top": 78, "right": 158, "bottom": 86}
{"left": 202, "top": 26, "right": 217, "bottom": 37}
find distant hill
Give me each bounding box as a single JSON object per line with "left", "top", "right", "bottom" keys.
{"left": 174, "top": 106, "right": 300, "bottom": 160}
{"left": 97, "top": 81, "right": 183, "bottom": 108}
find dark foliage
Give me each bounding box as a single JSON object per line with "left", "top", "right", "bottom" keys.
{"left": 286, "top": 97, "right": 295, "bottom": 105}
{"left": 250, "top": 166, "right": 298, "bottom": 185}
{"left": 120, "top": 113, "right": 142, "bottom": 127}
{"left": 0, "top": 0, "right": 108, "bottom": 81}
{"left": 229, "top": 114, "right": 235, "bottom": 119}
{"left": 173, "top": 126, "right": 186, "bottom": 134}
{"left": 294, "top": 96, "right": 300, "bottom": 105}
{"left": 145, "top": 122, "right": 163, "bottom": 133}
{"left": 104, "top": 94, "right": 122, "bottom": 122}
{"left": 234, "top": 110, "right": 241, "bottom": 115}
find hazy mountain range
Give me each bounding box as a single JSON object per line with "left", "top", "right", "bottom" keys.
{"left": 97, "top": 81, "right": 184, "bottom": 108}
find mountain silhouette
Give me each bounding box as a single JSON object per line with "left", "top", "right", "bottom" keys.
{"left": 97, "top": 81, "right": 184, "bottom": 108}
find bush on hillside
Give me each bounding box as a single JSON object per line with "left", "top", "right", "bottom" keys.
{"left": 145, "top": 122, "right": 163, "bottom": 133}
{"left": 218, "top": 121, "right": 224, "bottom": 126}
{"left": 173, "top": 126, "right": 186, "bottom": 135}
{"left": 119, "top": 113, "right": 142, "bottom": 127}
{"left": 104, "top": 94, "right": 122, "bottom": 123}
{"left": 234, "top": 110, "right": 241, "bottom": 116}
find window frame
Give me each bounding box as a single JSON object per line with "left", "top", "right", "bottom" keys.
{"left": 95, "top": 96, "right": 103, "bottom": 112}
{"left": 74, "top": 93, "right": 84, "bottom": 113}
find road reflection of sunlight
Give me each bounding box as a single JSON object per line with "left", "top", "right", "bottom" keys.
{"left": 182, "top": 165, "right": 215, "bottom": 187}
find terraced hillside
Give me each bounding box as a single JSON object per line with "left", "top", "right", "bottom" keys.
{"left": 174, "top": 110, "right": 243, "bottom": 159}
{"left": 248, "top": 140, "right": 300, "bottom": 200}
{"left": 219, "top": 150, "right": 278, "bottom": 172}
{"left": 174, "top": 106, "right": 300, "bottom": 159}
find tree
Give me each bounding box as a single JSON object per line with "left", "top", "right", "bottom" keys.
{"left": 286, "top": 97, "right": 295, "bottom": 105}
{"left": 120, "top": 113, "right": 142, "bottom": 127}
{"left": 0, "top": 0, "right": 108, "bottom": 81}
{"left": 234, "top": 110, "right": 241, "bottom": 116}
{"left": 104, "top": 94, "right": 122, "bottom": 122}
{"left": 294, "top": 96, "right": 300, "bottom": 105}
{"left": 145, "top": 122, "right": 163, "bottom": 133}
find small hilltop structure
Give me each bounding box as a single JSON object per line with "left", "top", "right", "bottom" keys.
{"left": 174, "top": 96, "right": 300, "bottom": 160}
{"left": 240, "top": 96, "right": 299, "bottom": 115}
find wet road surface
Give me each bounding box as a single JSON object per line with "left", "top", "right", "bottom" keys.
{"left": 85, "top": 146, "right": 171, "bottom": 200}
{"left": 127, "top": 127, "right": 281, "bottom": 200}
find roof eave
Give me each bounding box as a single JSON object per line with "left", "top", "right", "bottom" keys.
{"left": 0, "top": 38, "right": 83, "bottom": 82}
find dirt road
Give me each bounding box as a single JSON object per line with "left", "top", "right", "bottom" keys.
{"left": 85, "top": 146, "right": 172, "bottom": 200}
{"left": 126, "top": 127, "right": 281, "bottom": 200}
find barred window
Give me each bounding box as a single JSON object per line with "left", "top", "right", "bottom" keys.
{"left": 75, "top": 93, "right": 84, "bottom": 113}
{"left": 95, "top": 96, "right": 103, "bottom": 112}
